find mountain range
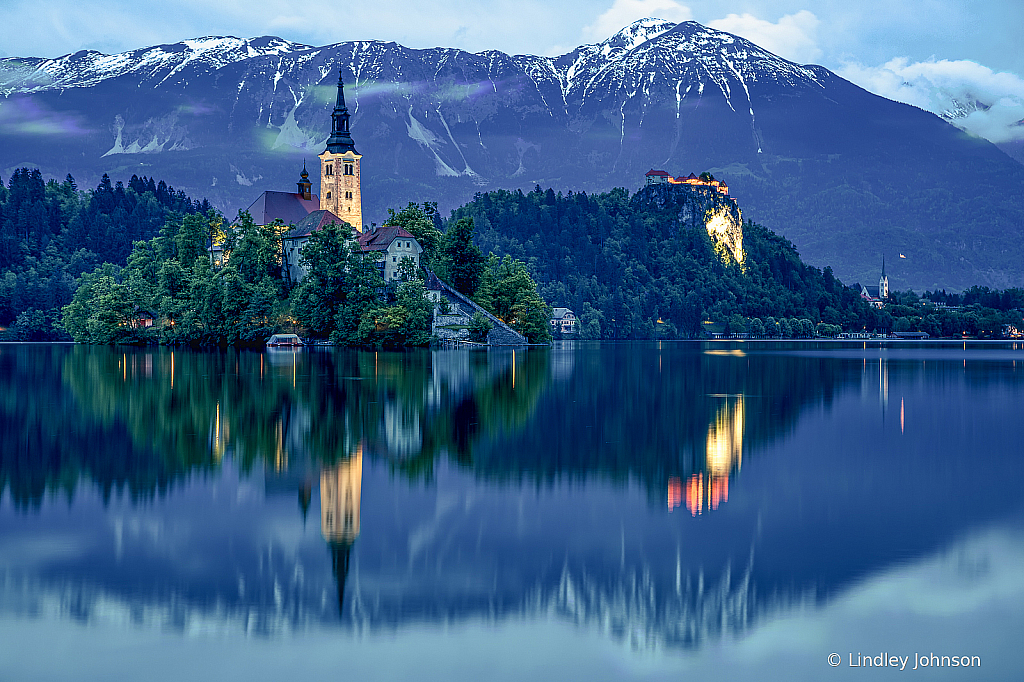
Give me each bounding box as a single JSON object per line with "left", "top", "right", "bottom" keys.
{"left": 1, "top": 19, "right": 1023, "bottom": 291}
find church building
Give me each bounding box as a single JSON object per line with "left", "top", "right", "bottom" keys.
{"left": 859, "top": 259, "right": 890, "bottom": 308}
{"left": 235, "top": 68, "right": 422, "bottom": 284}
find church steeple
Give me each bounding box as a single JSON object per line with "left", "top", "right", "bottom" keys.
{"left": 319, "top": 67, "right": 363, "bottom": 231}
{"left": 326, "top": 70, "right": 358, "bottom": 154}
{"left": 879, "top": 256, "right": 889, "bottom": 299}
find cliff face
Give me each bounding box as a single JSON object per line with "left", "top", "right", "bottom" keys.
{"left": 632, "top": 184, "right": 744, "bottom": 265}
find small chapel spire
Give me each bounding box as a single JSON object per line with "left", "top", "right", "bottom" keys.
{"left": 326, "top": 69, "right": 358, "bottom": 154}
{"left": 296, "top": 160, "right": 312, "bottom": 200}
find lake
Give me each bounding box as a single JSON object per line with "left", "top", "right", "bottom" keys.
{"left": 1, "top": 341, "right": 1023, "bottom": 680}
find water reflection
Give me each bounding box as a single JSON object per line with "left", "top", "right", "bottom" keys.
{"left": 1, "top": 342, "right": 1024, "bottom": 665}
{"left": 668, "top": 396, "right": 743, "bottom": 515}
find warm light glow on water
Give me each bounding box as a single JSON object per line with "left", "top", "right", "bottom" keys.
{"left": 707, "top": 397, "right": 743, "bottom": 476}
{"left": 321, "top": 445, "right": 363, "bottom": 544}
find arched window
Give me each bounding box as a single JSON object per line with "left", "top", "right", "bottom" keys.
{"left": 325, "top": 164, "right": 333, "bottom": 176}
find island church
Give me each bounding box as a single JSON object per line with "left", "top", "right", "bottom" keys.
{"left": 238, "top": 69, "right": 422, "bottom": 283}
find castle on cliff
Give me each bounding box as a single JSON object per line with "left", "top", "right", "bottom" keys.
{"left": 645, "top": 169, "right": 734, "bottom": 201}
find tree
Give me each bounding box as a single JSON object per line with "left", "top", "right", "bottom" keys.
{"left": 726, "top": 314, "right": 746, "bottom": 335}
{"left": 437, "top": 217, "right": 486, "bottom": 297}
{"left": 292, "top": 221, "right": 380, "bottom": 342}
{"left": 478, "top": 254, "right": 551, "bottom": 343}
{"left": 468, "top": 311, "right": 493, "bottom": 342}
{"left": 357, "top": 276, "right": 433, "bottom": 347}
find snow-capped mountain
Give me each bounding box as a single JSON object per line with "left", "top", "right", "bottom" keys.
{"left": 1, "top": 20, "right": 1023, "bottom": 289}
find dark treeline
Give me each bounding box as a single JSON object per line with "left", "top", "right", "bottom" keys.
{"left": 0, "top": 168, "right": 207, "bottom": 339}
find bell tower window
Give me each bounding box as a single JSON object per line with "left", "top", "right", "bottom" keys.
{"left": 325, "top": 164, "right": 333, "bottom": 176}
{"left": 344, "top": 163, "right": 354, "bottom": 176}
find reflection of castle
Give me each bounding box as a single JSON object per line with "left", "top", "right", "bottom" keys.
{"left": 669, "top": 398, "right": 744, "bottom": 515}
{"left": 321, "top": 444, "right": 363, "bottom": 612}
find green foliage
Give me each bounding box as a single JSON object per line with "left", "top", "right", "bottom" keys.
{"left": 437, "top": 217, "right": 486, "bottom": 297}
{"left": 469, "top": 311, "right": 493, "bottom": 342}
{"left": 357, "top": 278, "right": 434, "bottom": 348}
{"left": 476, "top": 254, "right": 552, "bottom": 343}
{"left": 292, "top": 221, "right": 378, "bottom": 343}
{"left": 0, "top": 168, "right": 206, "bottom": 333}
{"left": 451, "top": 185, "right": 889, "bottom": 338}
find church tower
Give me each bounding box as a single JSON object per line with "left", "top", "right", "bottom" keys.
{"left": 319, "top": 70, "right": 363, "bottom": 231}
{"left": 879, "top": 256, "right": 889, "bottom": 299}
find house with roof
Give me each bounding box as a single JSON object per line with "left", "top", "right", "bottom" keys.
{"left": 357, "top": 227, "right": 423, "bottom": 281}
{"left": 230, "top": 70, "right": 424, "bottom": 286}
{"left": 244, "top": 165, "right": 320, "bottom": 227}
{"left": 550, "top": 308, "right": 577, "bottom": 336}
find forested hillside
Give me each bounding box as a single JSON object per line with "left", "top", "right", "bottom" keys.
{"left": 453, "top": 185, "right": 887, "bottom": 338}
{"left": 0, "top": 168, "right": 208, "bottom": 338}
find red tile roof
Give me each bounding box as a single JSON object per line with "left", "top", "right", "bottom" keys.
{"left": 645, "top": 169, "right": 671, "bottom": 177}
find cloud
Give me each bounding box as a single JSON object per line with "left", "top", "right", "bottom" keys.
{"left": 582, "top": 0, "right": 692, "bottom": 43}
{"left": 0, "top": 98, "right": 91, "bottom": 135}
{"left": 707, "top": 10, "right": 821, "bottom": 64}
{"left": 839, "top": 58, "right": 1024, "bottom": 144}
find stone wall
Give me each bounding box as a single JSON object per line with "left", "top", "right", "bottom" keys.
{"left": 427, "top": 271, "right": 528, "bottom": 345}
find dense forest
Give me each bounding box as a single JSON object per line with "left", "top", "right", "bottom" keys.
{"left": 0, "top": 168, "right": 208, "bottom": 339}
{"left": 452, "top": 185, "right": 1024, "bottom": 338}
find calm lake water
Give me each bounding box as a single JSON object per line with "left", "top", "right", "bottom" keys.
{"left": 1, "top": 341, "right": 1023, "bottom": 680}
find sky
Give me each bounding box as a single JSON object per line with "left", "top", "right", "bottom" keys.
{"left": 1, "top": 0, "right": 1022, "bottom": 143}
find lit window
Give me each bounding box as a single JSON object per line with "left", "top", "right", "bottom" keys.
{"left": 326, "top": 191, "right": 331, "bottom": 199}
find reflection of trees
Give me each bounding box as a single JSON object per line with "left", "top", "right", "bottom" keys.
{"left": 12, "top": 343, "right": 1023, "bottom": 511}
{"left": 0, "top": 346, "right": 172, "bottom": 508}
{"left": 2, "top": 345, "right": 551, "bottom": 508}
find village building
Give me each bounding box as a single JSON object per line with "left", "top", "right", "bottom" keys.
{"left": 550, "top": 307, "right": 577, "bottom": 335}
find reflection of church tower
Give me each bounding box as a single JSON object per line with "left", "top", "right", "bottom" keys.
{"left": 319, "top": 70, "right": 363, "bottom": 231}
{"left": 321, "top": 444, "right": 362, "bottom": 612}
